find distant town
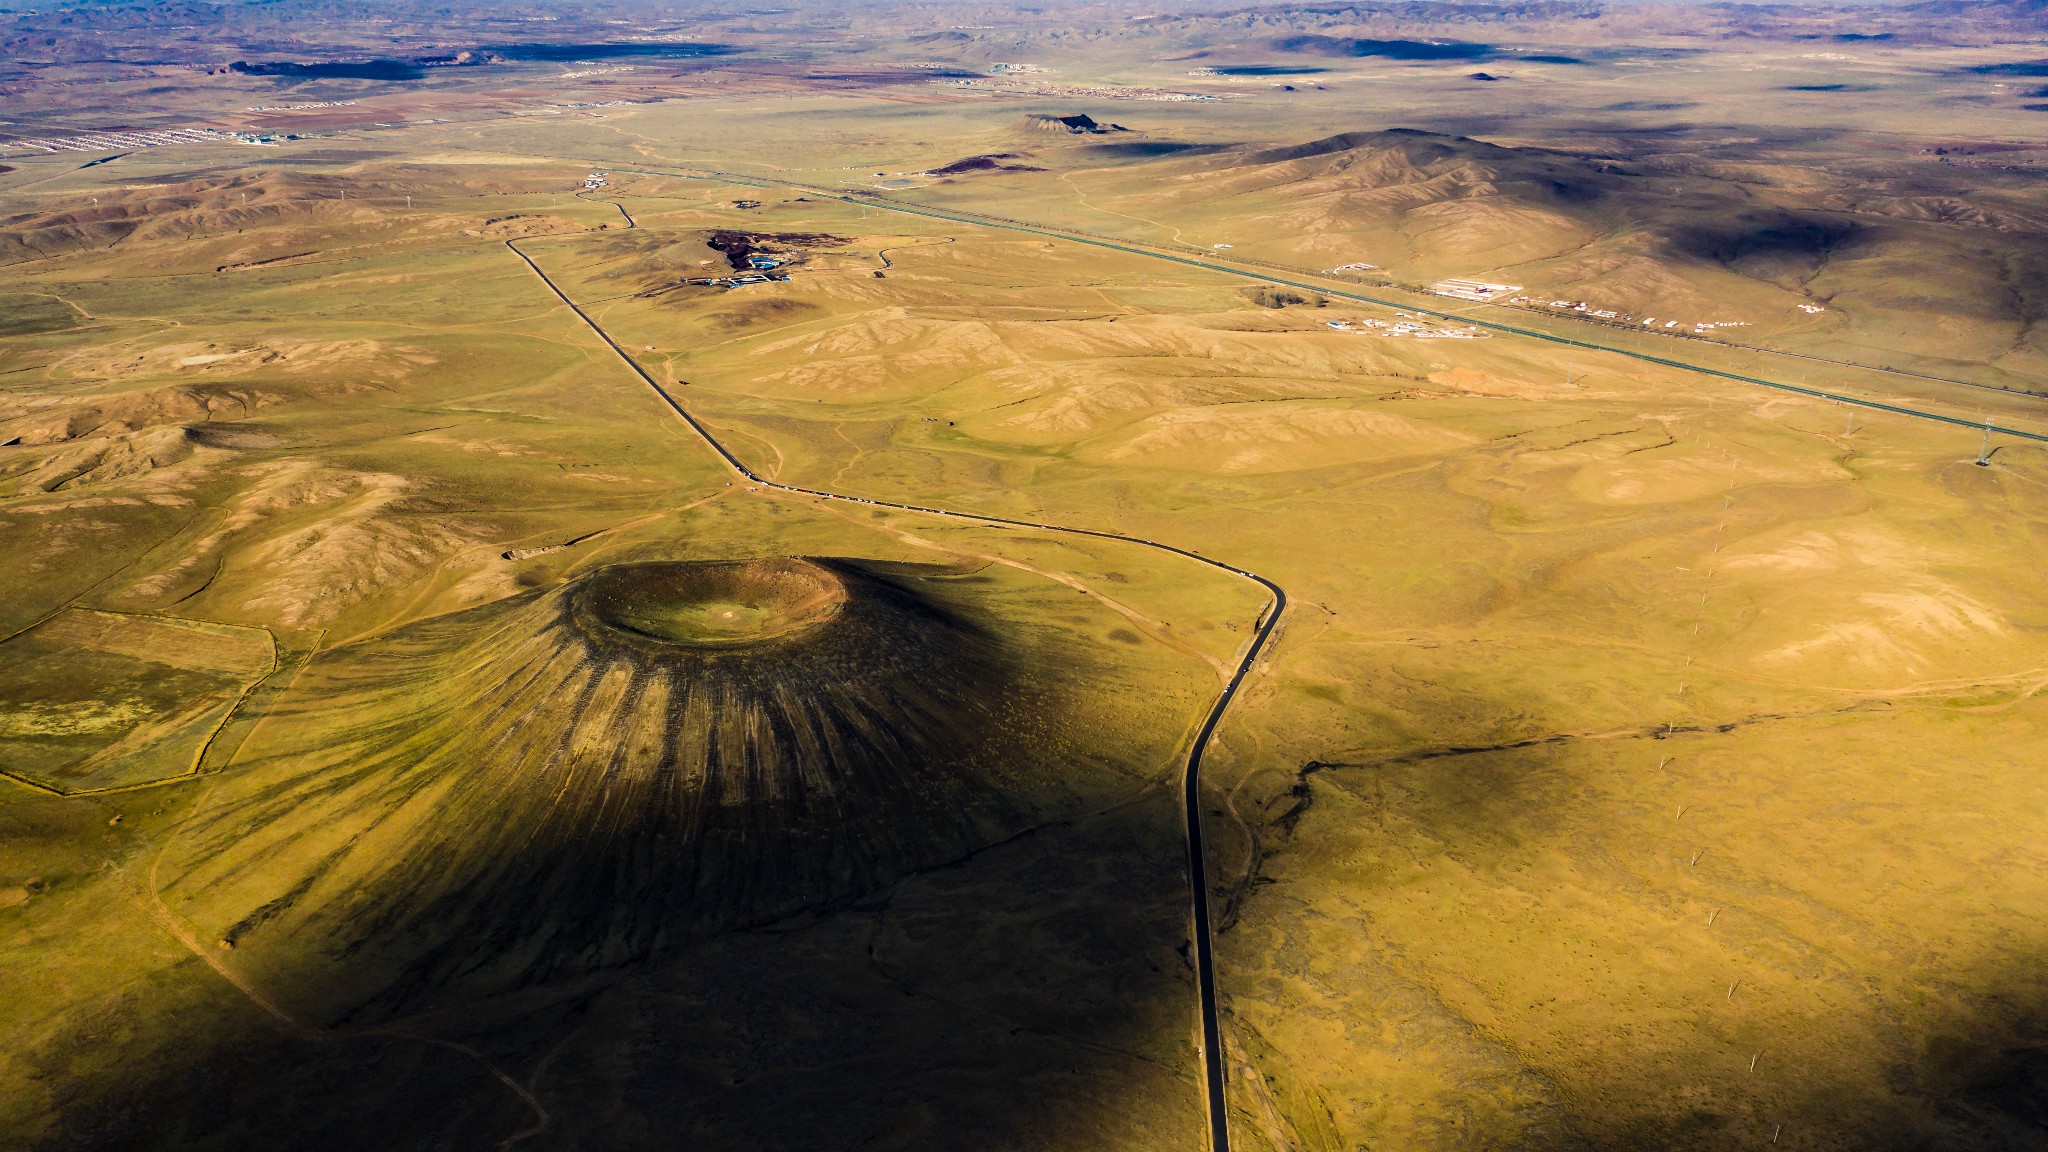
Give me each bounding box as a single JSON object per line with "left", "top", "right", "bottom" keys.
{"left": 1328, "top": 315, "right": 1486, "bottom": 340}
{"left": 1426, "top": 277, "right": 1824, "bottom": 338}
{"left": 933, "top": 77, "right": 1222, "bottom": 102}
{"left": 247, "top": 100, "right": 358, "bottom": 112}
{"left": 2, "top": 126, "right": 232, "bottom": 155}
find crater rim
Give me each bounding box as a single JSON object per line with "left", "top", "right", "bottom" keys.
{"left": 572, "top": 558, "right": 849, "bottom": 651}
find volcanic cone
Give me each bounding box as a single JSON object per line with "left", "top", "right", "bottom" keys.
{"left": 169, "top": 558, "right": 1132, "bottom": 1010}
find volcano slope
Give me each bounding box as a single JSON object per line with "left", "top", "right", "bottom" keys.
{"left": 24, "top": 549, "right": 1220, "bottom": 1151}
{"left": 160, "top": 556, "right": 1161, "bottom": 1013}
{"left": 0, "top": 152, "right": 1233, "bottom": 1151}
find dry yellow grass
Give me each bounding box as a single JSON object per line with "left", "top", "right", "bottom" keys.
{"left": 2, "top": 66, "right": 2046, "bottom": 1152}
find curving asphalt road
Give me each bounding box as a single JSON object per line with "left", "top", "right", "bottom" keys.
{"left": 875, "top": 235, "right": 954, "bottom": 269}
{"left": 504, "top": 230, "right": 1269, "bottom": 1152}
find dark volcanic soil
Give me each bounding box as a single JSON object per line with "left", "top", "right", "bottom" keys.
{"left": 704, "top": 229, "right": 848, "bottom": 270}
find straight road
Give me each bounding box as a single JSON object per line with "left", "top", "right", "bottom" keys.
{"left": 504, "top": 230, "right": 1269, "bottom": 1152}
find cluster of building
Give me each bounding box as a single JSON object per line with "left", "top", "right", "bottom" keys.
{"left": 2, "top": 126, "right": 230, "bottom": 155}
{"left": 1323, "top": 262, "right": 1378, "bottom": 275}
{"left": 933, "top": 78, "right": 1221, "bottom": 102}
{"left": 1526, "top": 295, "right": 1752, "bottom": 334}
{"left": 1639, "top": 316, "right": 1751, "bottom": 332}
{"left": 246, "top": 100, "right": 356, "bottom": 112}
{"left": 689, "top": 270, "right": 790, "bottom": 290}
{"left": 583, "top": 171, "right": 608, "bottom": 191}
{"left": 1430, "top": 278, "right": 1522, "bottom": 302}
{"left": 1327, "top": 316, "right": 1485, "bottom": 340}
{"left": 1428, "top": 279, "right": 1775, "bottom": 337}
{"left": 1516, "top": 296, "right": 1620, "bottom": 319}
{"left": 680, "top": 256, "right": 790, "bottom": 291}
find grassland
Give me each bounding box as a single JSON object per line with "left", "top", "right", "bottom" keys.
{"left": 4, "top": 25, "right": 2048, "bottom": 1152}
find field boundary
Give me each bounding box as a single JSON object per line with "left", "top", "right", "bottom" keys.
{"left": 0, "top": 609, "right": 280, "bottom": 797}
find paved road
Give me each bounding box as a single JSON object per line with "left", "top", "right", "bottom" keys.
{"left": 875, "top": 235, "right": 954, "bottom": 269}
{"left": 505, "top": 231, "right": 1268, "bottom": 1152}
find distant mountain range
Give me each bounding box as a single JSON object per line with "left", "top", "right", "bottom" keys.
{"left": 1, "top": 0, "right": 2041, "bottom": 72}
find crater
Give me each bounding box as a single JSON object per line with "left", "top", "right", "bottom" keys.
{"left": 576, "top": 559, "right": 847, "bottom": 649}
{"left": 160, "top": 556, "right": 1201, "bottom": 1017}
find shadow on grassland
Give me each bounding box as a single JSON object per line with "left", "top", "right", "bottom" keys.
{"left": 25, "top": 558, "right": 1207, "bottom": 1150}
{"left": 28, "top": 790, "right": 1200, "bottom": 1151}
{"left": 1232, "top": 729, "right": 2048, "bottom": 1151}
{"left": 1664, "top": 211, "right": 1865, "bottom": 284}
{"left": 1903, "top": 951, "right": 2048, "bottom": 1150}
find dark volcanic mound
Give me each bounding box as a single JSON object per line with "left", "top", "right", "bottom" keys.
{"left": 170, "top": 558, "right": 1125, "bottom": 1011}
{"left": 1018, "top": 113, "right": 1130, "bottom": 135}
